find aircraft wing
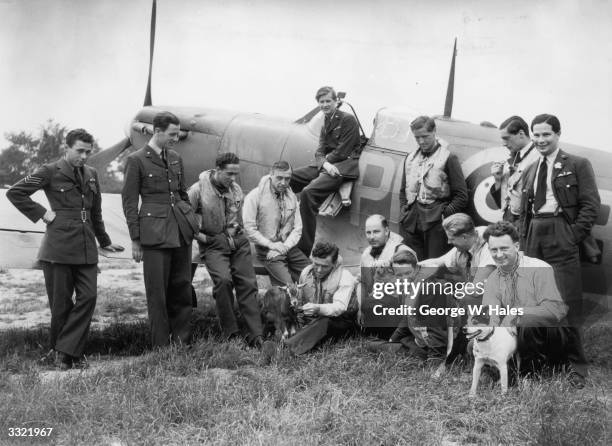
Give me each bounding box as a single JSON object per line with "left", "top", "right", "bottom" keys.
{"left": 0, "top": 189, "right": 133, "bottom": 269}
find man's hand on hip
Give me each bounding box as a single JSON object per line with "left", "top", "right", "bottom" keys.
{"left": 42, "top": 210, "right": 56, "bottom": 224}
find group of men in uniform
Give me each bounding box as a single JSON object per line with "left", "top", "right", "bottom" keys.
{"left": 360, "top": 113, "right": 599, "bottom": 389}
{"left": 7, "top": 87, "right": 601, "bottom": 388}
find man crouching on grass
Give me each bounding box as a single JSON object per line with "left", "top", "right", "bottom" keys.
{"left": 481, "top": 221, "right": 588, "bottom": 388}
{"left": 284, "top": 241, "right": 358, "bottom": 355}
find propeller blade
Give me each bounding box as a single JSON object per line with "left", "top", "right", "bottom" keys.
{"left": 294, "top": 106, "right": 321, "bottom": 124}
{"left": 143, "top": 0, "right": 157, "bottom": 106}
{"left": 443, "top": 38, "right": 457, "bottom": 118}
{"left": 88, "top": 137, "right": 132, "bottom": 172}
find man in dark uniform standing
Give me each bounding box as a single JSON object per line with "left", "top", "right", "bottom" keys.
{"left": 290, "top": 86, "right": 362, "bottom": 256}
{"left": 122, "top": 111, "right": 199, "bottom": 348}
{"left": 7, "top": 129, "right": 123, "bottom": 369}
{"left": 519, "top": 114, "right": 600, "bottom": 387}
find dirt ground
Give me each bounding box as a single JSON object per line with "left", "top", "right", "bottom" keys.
{"left": 0, "top": 257, "right": 273, "bottom": 330}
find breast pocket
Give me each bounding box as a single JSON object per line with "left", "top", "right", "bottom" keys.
{"left": 555, "top": 174, "right": 579, "bottom": 206}
{"left": 169, "top": 162, "right": 182, "bottom": 179}
{"left": 51, "top": 182, "right": 78, "bottom": 207}
{"left": 143, "top": 171, "right": 166, "bottom": 193}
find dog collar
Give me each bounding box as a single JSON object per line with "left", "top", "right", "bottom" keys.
{"left": 466, "top": 327, "right": 496, "bottom": 342}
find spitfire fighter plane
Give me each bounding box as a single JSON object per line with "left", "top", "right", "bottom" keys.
{"left": 1, "top": 1, "right": 610, "bottom": 310}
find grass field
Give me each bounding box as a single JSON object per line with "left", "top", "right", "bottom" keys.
{"left": 0, "top": 263, "right": 610, "bottom": 445}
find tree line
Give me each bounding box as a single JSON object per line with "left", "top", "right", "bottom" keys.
{"left": 0, "top": 120, "right": 126, "bottom": 193}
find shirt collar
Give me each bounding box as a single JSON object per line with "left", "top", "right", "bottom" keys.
{"left": 149, "top": 141, "right": 163, "bottom": 156}
{"left": 541, "top": 148, "right": 560, "bottom": 164}
{"left": 519, "top": 141, "right": 533, "bottom": 159}
{"left": 469, "top": 235, "right": 485, "bottom": 257}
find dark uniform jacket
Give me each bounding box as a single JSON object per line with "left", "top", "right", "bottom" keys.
{"left": 6, "top": 158, "right": 111, "bottom": 264}
{"left": 519, "top": 149, "right": 600, "bottom": 242}
{"left": 122, "top": 145, "right": 199, "bottom": 248}
{"left": 312, "top": 109, "right": 361, "bottom": 179}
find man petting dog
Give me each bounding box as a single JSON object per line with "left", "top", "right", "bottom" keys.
{"left": 481, "top": 221, "right": 589, "bottom": 388}
{"left": 284, "top": 241, "right": 358, "bottom": 355}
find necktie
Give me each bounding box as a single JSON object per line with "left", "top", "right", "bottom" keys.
{"left": 534, "top": 157, "right": 547, "bottom": 212}
{"left": 464, "top": 251, "right": 473, "bottom": 282}
{"left": 74, "top": 167, "right": 84, "bottom": 189}
{"left": 161, "top": 149, "right": 168, "bottom": 167}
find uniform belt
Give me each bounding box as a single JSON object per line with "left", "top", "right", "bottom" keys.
{"left": 54, "top": 209, "right": 91, "bottom": 222}
{"left": 533, "top": 212, "right": 558, "bottom": 219}
{"left": 142, "top": 195, "right": 179, "bottom": 205}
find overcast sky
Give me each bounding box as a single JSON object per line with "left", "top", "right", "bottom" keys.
{"left": 1, "top": 0, "right": 610, "bottom": 151}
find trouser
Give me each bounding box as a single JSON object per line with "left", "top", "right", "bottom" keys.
{"left": 255, "top": 245, "right": 311, "bottom": 286}
{"left": 142, "top": 245, "right": 193, "bottom": 347}
{"left": 401, "top": 217, "right": 449, "bottom": 261}
{"left": 41, "top": 262, "right": 97, "bottom": 357}
{"left": 200, "top": 234, "right": 263, "bottom": 340}
{"left": 518, "top": 327, "right": 588, "bottom": 377}
{"left": 524, "top": 215, "right": 588, "bottom": 376}
{"left": 285, "top": 314, "right": 356, "bottom": 355}
{"left": 290, "top": 166, "right": 344, "bottom": 256}
{"left": 190, "top": 263, "right": 198, "bottom": 308}
{"left": 525, "top": 215, "right": 583, "bottom": 322}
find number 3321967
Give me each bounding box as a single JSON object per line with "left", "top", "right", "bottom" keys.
{"left": 8, "top": 427, "right": 53, "bottom": 437}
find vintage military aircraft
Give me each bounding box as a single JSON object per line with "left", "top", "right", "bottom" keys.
{"left": 1, "top": 1, "right": 610, "bottom": 313}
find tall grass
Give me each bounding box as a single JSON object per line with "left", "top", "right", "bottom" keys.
{"left": 0, "top": 320, "right": 610, "bottom": 445}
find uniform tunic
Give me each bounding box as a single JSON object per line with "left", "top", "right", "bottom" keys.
{"left": 7, "top": 157, "right": 112, "bottom": 356}
{"left": 122, "top": 145, "right": 198, "bottom": 347}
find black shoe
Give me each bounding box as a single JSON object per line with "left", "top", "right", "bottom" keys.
{"left": 39, "top": 349, "right": 57, "bottom": 366}
{"left": 71, "top": 356, "right": 89, "bottom": 370}
{"left": 54, "top": 352, "right": 72, "bottom": 371}
{"left": 566, "top": 363, "right": 586, "bottom": 389}
{"left": 251, "top": 335, "right": 264, "bottom": 350}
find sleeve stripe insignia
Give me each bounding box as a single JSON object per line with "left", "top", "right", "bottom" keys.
{"left": 24, "top": 175, "right": 43, "bottom": 184}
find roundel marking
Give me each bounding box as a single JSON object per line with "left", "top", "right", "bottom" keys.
{"left": 461, "top": 146, "right": 508, "bottom": 226}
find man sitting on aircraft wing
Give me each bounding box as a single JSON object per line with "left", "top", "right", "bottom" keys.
{"left": 242, "top": 160, "right": 310, "bottom": 286}
{"left": 290, "top": 86, "right": 362, "bottom": 256}
{"left": 7, "top": 128, "right": 123, "bottom": 370}
{"left": 399, "top": 115, "right": 468, "bottom": 260}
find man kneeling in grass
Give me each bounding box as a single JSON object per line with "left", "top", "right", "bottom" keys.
{"left": 285, "top": 241, "right": 358, "bottom": 355}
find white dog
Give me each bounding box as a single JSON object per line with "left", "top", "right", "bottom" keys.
{"left": 465, "top": 326, "right": 520, "bottom": 397}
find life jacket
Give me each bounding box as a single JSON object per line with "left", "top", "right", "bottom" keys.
{"left": 403, "top": 142, "right": 451, "bottom": 206}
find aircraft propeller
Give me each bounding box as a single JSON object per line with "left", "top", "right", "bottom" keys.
{"left": 143, "top": 0, "right": 157, "bottom": 107}
{"left": 443, "top": 37, "right": 457, "bottom": 118}
{"left": 89, "top": 0, "right": 157, "bottom": 171}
